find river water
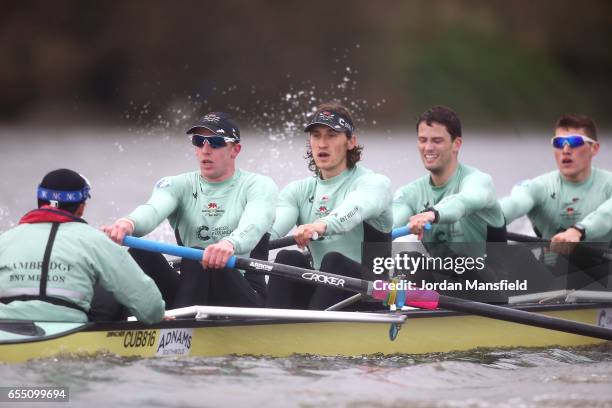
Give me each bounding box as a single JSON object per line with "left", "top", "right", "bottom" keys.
{"left": 1, "top": 126, "right": 611, "bottom": 406}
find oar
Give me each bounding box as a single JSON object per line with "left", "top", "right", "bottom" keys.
{"left": 123, "top": 235, "right": 612, "bottom": 341}
{"left": 269, "top": 232, "right": 321, "bottom": 250}
{"left": 174, "top": 226, "right": 417, "bottom": 274}
{"left": 269, "top": 223, "right": 429, "bottom": 250}
{"left": 270, "top": 224, "right": 427, "bottom": 250}
{"left": 507, "top": 232, "right": 612, "bottom": 261}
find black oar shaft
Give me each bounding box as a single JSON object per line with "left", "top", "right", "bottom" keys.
{"left": 507, "top": 232, "right": 544, "bottom": 243}
{"left": 233, "top": 257, "right": 370, "bottom": 294}
{"left": 438, "top": 295, "right": 612, "bottom": 340}
{"left": 507, "top": 232, "right": 612, "bottom": 261}
{"left": 268, "top": 236, "right": 298, "bottom": 250}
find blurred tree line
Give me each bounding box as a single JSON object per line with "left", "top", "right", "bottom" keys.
{"left": 1, "top": 0, "right": 610, "bottom": 128}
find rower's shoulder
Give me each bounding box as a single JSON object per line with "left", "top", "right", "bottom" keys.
{"left": 460, "top": 163, "right": 492, "bottom": 180}
{"left": 281, "top": 175, "right": 316, "bottom": 193}
{"left": 509, "top": 170, "right": 558, "bottom": 189}
{"left": 531, "top": 170, "right": 560, "bottom": 185}
{"left": 236, "top": 169, "right": 278, "bottom": 190}
{"left": 152, "top": 171, "right": 199, "bottom": 190}
{"left": 592, "top": 167, "right": 612, "bottom": 184}
{"left": 352, "top": 165, "right": 390, "bottom": 185}
{"left": 395, "top": 173, "right": 430, "bottom": 194}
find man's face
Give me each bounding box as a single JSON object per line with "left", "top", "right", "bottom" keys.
{"left": 192, "top": 128, "right": 240, "bottom": 182}
{"left": 417, "top": 121, "right": 461, "bottom": 175}
{"left": 309, "top": 125, "right": 356, "bottom": 179}
{"left": 553, "top": 127, "right": 599, "bottom": 182}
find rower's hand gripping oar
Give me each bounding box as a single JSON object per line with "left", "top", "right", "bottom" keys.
{"left": 122, "top": 235, "right": 612, "bottom": 341}
{"left": 269, "top": 232, "right": 322, "bottom": 250}
{"left": 507, "top": 232, "right": 612, "bottom": 261}
{"left": 269, "top": 224, "right": 430, "bottom": 250}
{"left": 392, "top": 223, "right": 431, "bottom": 240}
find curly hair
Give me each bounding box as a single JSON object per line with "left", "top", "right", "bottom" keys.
{"left": 305, "top": 101, "right": 363, "bottom": 177}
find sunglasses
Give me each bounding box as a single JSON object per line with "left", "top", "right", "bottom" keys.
{"left": 551, "top": 135, "right": 596, "bottom": 149}
{"left": 190, "top": 134, "right": 234, "bottom": 149}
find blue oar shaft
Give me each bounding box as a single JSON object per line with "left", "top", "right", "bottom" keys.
{"left": 391, "top": 223, "right": 431, "bottom": 240}
{"left": 123, "top": 236, "right": 237, "bottom": 268}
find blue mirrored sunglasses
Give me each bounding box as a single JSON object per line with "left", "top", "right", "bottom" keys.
{"left": 551, "top": 135, "right": 596, "bottom": 149}
{"left": 190, "top": 134, "right": 233, "bottom": 149}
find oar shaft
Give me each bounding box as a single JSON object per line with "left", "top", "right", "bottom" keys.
{"left": 268, "top": 235, "right": 298, "bottom": 250}
{"left": 123, "top": 235, "right": 366, "bottom": 293}
{"left": 392, "top": 226, "right": 409, "bottom": 240}
{"left": 122, "top": 235, "right": 439, "bottom": 309}
{"left": 438, "top": 295, "right": 612, "bottom": 340}
{"left": 232, "top": 257, "right": 369, "bottom": 294}
{"left": 507, "top": 232, "right": 612, "bottom": 261}
{"left": 506, "top": 232, "right": 544, "bottom": 243}
{"left": 392, "top": 223, "right": 431, "bottom": 240}
{"left": 269, "top": 232, "right": 322, "bottom": 250}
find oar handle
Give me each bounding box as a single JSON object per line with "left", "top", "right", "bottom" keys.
{"left": 392, "top": 223, "right": 431, "bottom": 240}
{"left": 122, "top": 236, "right": 238, "bottom": 268}
{"left": 268, "top": 232, "right": 321, "bottom": 250}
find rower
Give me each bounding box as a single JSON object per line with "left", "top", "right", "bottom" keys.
{"left": 392, "top": 105, "right": 508, "bottom": 301}
{"left": 103, "top": 112, "right": 278, "bottom": 308}
{"left": 0, "top": 169, "right": 164, "bottom": 323}
{"left": 501, "top": 113, "right": 612, "bottom": 288}
{"left": 266, "top": 101, "right": 393, "bottom": 310}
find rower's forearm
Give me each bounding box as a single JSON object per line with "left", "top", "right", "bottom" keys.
{"left": 579, "top": 197, "right": 612, "bottom": 241}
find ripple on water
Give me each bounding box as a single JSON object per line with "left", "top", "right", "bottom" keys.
{"left": 1, "top": 343, "right": 611, "bottom": 407}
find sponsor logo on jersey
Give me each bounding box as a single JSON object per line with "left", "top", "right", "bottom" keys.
{"left": 315, "top": 206, "right": 330, "bottom": 217}
{"left": 196, "top": 225, "right": 233, "bottom": 241}
{"left": 156, "top": 178, "right": 171, "bottom": 188}
{"left": 197, "top": 225, "right": 210, "bottom": 241}
{"left": 203, "top": 202, "right": 225, "bottom": 216}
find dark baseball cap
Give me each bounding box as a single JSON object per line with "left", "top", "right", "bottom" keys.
{"left": 186, "top": 112, "right": 240, "bottom": 142}
{"left": 304, "top": 109, "right": 354, "bottom": 135}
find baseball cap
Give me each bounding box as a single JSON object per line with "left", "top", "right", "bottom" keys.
{"left": 304, "top": 109, "right": 354, "bottom": 135}
{"left": 186, "top": 112, "right": 240, "bottom": 143}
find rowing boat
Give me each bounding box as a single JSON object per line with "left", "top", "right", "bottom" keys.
{"left": 2, "top": 235, "right": 610, "bottom": 363}
{"left": 1, "top": 300, "right": 611, "bottom": 364}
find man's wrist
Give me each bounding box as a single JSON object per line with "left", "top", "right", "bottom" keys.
{"left": 220, "top": 238, "right": 236, "bottom": 251}
{"left": 313, "top": 221, "right": 327, "bottom": 236}
{"left": 571, "top": 224, "right": 586, "bottom": 241}
{"left": 425, "top": 207, "right": 440, "bottom": 223}
{"left": 117, "top": 217, "right": 135, "bottom": 232}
